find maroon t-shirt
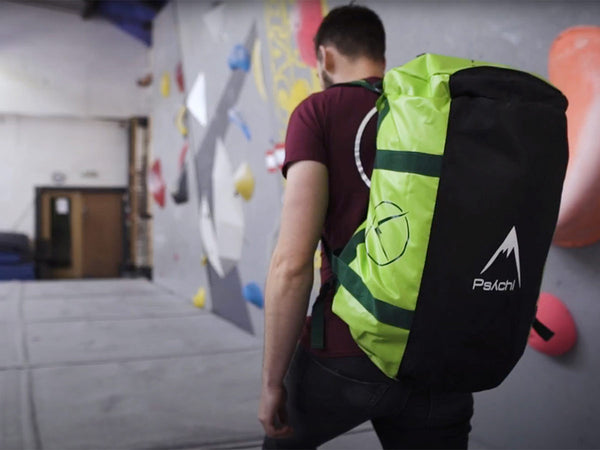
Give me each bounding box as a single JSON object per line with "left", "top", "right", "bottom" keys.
{"left": 282, "top": 78, "right": 381, "bottom": 357}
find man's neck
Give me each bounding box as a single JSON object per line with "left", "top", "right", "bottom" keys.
{"left": 333, "top": 58, "right": 384, "bottom": 84}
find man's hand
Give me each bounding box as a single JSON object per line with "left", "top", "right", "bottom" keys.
{"left": 258, "top": 384, "right": 293, "bottom": 439}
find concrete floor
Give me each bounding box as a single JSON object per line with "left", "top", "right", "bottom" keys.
{"left": 0, "top": 278, "right": 386, "bottom": 450}
{"left": 0, "top": 278, "right": 491, "bottom": 450}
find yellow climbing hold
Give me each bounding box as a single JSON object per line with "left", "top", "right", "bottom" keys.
{"left": 314, "top": 248, "right": 322, "bottom": 269}
{"left": 160, "top": 72, "right": 170, "bottom": 97}
{"left": 234, "top": 163, "right": 255, "bottom": 201}
{"left": 193, "top": 288, "right": 206, "bottom": 308}
{"left": 176, "top": 105, "right": 188, "bottom": 136}
{"left": 201, "top": 256, "right": 208, "bottom": 266}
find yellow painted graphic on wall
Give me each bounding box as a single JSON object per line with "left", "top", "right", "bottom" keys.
{"left": 264, "top": 0, "right": 327, "bottom": 140}
{"left": 252, "top": 40, "right": 269, "bottom": 101}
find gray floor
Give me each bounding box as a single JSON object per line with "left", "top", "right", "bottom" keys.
{"left": 0, "top": 279, "right": 386, "bottom": 450}
{"left": 0, "top": 278, "right": 491, "bottom": 450}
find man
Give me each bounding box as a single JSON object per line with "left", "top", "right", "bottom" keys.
{"left": 259, "top": 5, "right": 473, "bottom": 449}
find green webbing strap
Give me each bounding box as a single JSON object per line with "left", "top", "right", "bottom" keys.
{"left": 334, "top": 79, "right": 383, "bottom": 94}
{"left": 346, "top": 79, "right": 383, "bottom": 94}
{"left": 377, "top": 97, "right": 390, "bottom": 130}
{"left": 339, "top": 79, "right": 388, "bottom": 131}
{"left": 375, "top": 150, "right": 443, "bottom": 178}
{"left": 332, "top": 253, "right": 414, "bottom": 329}
{"left": 309, "top": 75, "right": 379, "bottom": 347}
{"left": 339, "top": 229, "right": 365, "bottom": 265}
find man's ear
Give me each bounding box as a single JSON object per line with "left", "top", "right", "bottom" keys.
{"left": 317, "top": 45, "right": 325, "bottom": 65}
{"left": 319, "top": 45, "right": 335, "bottom": 73}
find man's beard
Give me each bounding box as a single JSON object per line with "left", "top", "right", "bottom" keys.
{"left": 320, "top": 69, "right": 333, "bottom": 89}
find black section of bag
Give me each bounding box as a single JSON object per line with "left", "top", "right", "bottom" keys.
{"left": 397, "top": 66, "right": 569, "bottom": 392}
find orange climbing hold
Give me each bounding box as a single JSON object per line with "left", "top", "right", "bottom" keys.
{"left": 549, "top": 26, "right": 600, "bottom": 247}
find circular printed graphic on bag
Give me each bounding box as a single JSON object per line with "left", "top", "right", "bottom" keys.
{"left": 365, "top": 201, "right": 410, "bottom": 266}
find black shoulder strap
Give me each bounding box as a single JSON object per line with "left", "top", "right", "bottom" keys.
{"left": 310, "top": 81, "right": 381, "bottom": 349}
{"left": 310, "top": 240, "right": 338, "bottom": 349}
{"left": 310, "top": 279, "right": 335, "bottom": 349}
{"left": 532, "top": 317, "right": 555, "bottom": 342}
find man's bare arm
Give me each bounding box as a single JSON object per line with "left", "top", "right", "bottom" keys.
{"left": 259, "top": 160, "right": 328, "bottom": 437}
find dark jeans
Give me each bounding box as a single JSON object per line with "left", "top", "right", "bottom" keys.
{"left": 263, "top": 346, "right": 473, "bottom": 449}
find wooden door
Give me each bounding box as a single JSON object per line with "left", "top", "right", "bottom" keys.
{"left": 38, "top": 189, "right": 125, "bottom": 279}
{"left": 81, "top": 192, "right": 124, "bottom": 278}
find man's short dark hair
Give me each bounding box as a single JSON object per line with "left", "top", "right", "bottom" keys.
{"left": 314, "top": 4, "right": 386, "bottom": 63}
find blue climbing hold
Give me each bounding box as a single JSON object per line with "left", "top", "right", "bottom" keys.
{"left": 243, "top": 282, "right": 264, "bottom": 309}
{"left": 228, "top": 44, "right": 251, "bottom": 72}
{"left": 228, "top": 109, "right": 252, "bottom": 141}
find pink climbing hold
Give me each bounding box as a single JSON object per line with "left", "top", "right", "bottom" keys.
{"left": 528, "top": 292, "right": 577, "bottom": 356}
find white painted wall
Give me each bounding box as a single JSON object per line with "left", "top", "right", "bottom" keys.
{"left": 0, "top": 2, "right": 150, "bottom": 118}
{"left": 0, "top": 115, "right": 129, "bottom": 237}
{"left": 0, "top": 1, "right": 151, "bottom": 240}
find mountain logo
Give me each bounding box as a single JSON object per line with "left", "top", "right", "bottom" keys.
{"left": 472, "top": 226, "right": 521, "bottom": 292}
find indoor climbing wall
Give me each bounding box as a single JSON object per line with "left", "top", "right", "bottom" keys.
{"left": 151, "top": 1, "right": 600, "bottom": 448}
{"left": 151, "top": 1, "right": 325, "bottom": 334}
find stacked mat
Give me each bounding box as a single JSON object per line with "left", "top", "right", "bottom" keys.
{"left": 0, "top": 232, "right": 35, "bottom": 280}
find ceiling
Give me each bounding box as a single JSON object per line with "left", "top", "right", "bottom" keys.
{"left": 9, "top": 0, "right": 168, "bottom": 46}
